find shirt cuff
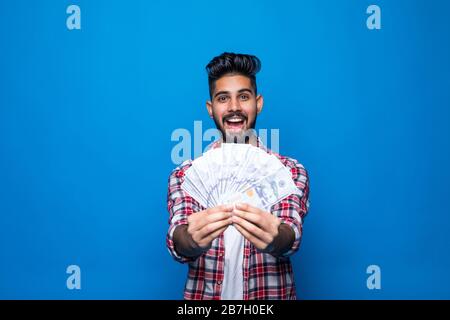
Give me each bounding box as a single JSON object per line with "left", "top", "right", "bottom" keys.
{"left": 166, "top": 223, "right": 199, "bottom": 264}
{"left": 278, "top": 218, "right": 302, "bottom": 258}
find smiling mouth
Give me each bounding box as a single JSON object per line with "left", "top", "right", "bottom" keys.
{"left": 224, "top": 116, "right": 246, "bottom": 131}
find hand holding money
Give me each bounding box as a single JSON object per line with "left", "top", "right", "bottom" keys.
{"left": 231, "top": 202, "right": 281, "bottom": 252}
{"left": 180, "top": 143, "right": 300, "bottom": 257}
{"left": 186, "top": 204, "right": 234, "bottom": 251}
{"left": 173, "top": 204, "right": 234, "bottom": 258}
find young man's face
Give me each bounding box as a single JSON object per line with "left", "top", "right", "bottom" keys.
{"left": 206, "top": 74, "right": 263, "bottom": 142}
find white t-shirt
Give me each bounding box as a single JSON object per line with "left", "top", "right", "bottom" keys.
{"left": 221, "top": 225, "right": 244, "bottom": 300}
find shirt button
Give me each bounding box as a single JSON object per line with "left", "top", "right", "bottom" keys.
{"left": 217, "top": 280, "right": 222, "bottom": 285}
{"left": 219, "top": 252, "right": 224, "bottom": 257}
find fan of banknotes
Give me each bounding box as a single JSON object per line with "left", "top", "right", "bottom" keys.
{"left": 181, "top": 143, "right": 301, "bottom": 211}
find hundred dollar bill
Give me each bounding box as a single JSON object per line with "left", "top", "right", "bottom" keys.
{"left": 225, "top": 166, "right": 301, "bottom": 211}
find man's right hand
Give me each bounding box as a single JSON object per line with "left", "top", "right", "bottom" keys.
{"left": 173, "top": 204, "right": 234, "bottom": 258}
{"left": 187, "top": 204, "right": 234, "bottom": 250}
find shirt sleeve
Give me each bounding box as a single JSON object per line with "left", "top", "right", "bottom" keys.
{"left": 166, "top": 162, "right": 202, "bottom": 264}
{"left": 270, "top": 160, "right": 310, "bottom": 258}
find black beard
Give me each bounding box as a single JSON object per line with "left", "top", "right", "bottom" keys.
{"left": 212, "top": 112, "right": 257, "bottom": 144}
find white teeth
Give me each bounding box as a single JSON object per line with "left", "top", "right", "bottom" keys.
{"left": 227, "top": 118, "right": 244, "bottom": 123}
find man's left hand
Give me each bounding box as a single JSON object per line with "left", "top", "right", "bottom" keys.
{"left": 231, "top": 202, "right": 281, "bottom": 253}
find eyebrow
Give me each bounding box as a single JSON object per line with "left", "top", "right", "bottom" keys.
{"left": 213, "top": 88, "right": 254, "bottom": 99}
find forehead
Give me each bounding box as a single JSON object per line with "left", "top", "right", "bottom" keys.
{"left": 214, "top": 74, "right": 253, "bottom": 94}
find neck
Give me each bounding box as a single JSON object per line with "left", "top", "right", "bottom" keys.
{"left": 219, "top": 132, "right": 258, "bottom": 147}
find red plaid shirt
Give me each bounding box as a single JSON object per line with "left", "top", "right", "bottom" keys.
{"left": 166, "top": 140, "right": 310, "bottom": 300}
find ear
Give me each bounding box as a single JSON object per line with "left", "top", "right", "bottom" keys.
{"left": 256, "top": 94, "right": 264, "bottom": 114}
{"left": 206, "top": 100, "right": 213, "bottom": 118}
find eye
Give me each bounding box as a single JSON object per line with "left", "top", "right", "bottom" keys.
{"left": 217, "top": 95, "right": 228, "bottom": 102}
{"left": 239, "top": 94, "right": 249, "bottom": 101}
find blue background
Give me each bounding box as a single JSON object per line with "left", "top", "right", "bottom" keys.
{"left": 1, "top": 0, "right": 449, "bottom": 299}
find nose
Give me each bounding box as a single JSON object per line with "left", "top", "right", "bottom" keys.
{"left": 228, "top": 96, "right": 242, "bottom": 112}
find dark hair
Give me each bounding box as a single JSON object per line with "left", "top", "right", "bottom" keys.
{"left": 206, "top": 52, "right": 261, "bottom": 99}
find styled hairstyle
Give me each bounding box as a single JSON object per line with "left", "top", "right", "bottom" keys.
{"left": 206, "top": 52, "right": 261, "bottom": 99}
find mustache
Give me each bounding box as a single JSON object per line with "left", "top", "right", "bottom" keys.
{"left": 222, "top": 112, "right": 248, "bottom": 123}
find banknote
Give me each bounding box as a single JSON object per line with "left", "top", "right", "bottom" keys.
{"left": 181, "top": 143, "right": 300, "bottom": 211}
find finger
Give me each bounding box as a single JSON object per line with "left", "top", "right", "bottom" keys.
{"left": 197, "top": 217, "right": 233, "bottom": 240}
{"left": 202, "top": 225, "right": 229, "bottom": 245}
{"left": 234, "top": 223, "right": 267, "bottom": 250}
{"left": 195, "top": 211, "right": 232, "bottom": 231}
{"left": 232, "top": 215, "right": 272, "bottom": 244}
{"left": 235, "top": 202, "right": 262, "bottom": 214}
{"left": 233, "top": 208, "right": 266, "bottom": 229}
{"left": 208, "top": 204, "right": 234, "bottom": 214}
{"left": 190, "top": 210, "right": 233, "bottom": 232}
{"left": 207, "top": 211, "right": 234, "bottom": 223}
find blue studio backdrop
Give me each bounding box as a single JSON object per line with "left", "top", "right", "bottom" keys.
{"left": 1, "top": 0, "right": 449, "bottom": 299}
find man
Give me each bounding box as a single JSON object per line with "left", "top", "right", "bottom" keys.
{"left": 166, "top": 52, "right": 310, "bottom": 300}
